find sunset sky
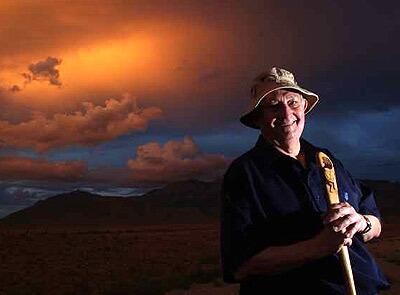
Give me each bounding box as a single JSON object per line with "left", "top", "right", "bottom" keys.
{"left": 0, "top": 0, "right": 399, "bottom": 217}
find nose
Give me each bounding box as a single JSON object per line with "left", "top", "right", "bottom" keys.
{"left": 276, "top": 103, "right": 293, "bottom": 120}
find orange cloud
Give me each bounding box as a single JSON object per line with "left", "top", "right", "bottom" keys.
{"left": 0, "top": 156, "right": 86, "bottom": 182}
{"left": 127, "top": 136, "right": 231, "bottom": 183}
{"left": 0, "top": 94, "right": 162, "bottom": 152}
{"left": 0, "top": 136, "right": 230, "bottom": 185}
{"left": 9, "top": 56, "right": 62, "bottom": 92}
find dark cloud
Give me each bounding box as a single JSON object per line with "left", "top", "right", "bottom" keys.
{"left": 24, "top": 56, "right": 62, "bottom": 86}
{"left": 7, "top": 57, "right": 62, "bottom": 92}
{"left": 303, "top": 107, "right": 400, "bottom": 181}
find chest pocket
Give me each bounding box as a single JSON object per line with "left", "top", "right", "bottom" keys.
{"left": 336, "top": 170, "right": 362, "bottom": 211}
{"left": 305, "top": 162, "right": 362, "bottom": 214}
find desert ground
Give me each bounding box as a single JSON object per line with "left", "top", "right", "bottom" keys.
{"left": 0, "top": 222, "right": 398, "bottom": 295}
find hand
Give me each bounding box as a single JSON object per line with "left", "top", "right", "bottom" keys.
{"left": 322, "top": 202, "right": 367, "bottom": 239}
{"left": 313, "top": 224, "right": 352, "bottom": 256}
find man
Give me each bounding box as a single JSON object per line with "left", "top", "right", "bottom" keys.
{"left": 220, "top": 67, "right": 390, "bottom": 294}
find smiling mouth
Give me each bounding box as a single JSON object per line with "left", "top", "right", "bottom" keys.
{"left": 279, "top": 121, "right": 296, "bottom": 127}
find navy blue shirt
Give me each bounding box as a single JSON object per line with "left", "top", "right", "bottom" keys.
{"left": 220, "top": 135, "right": 390, "bottom": 294}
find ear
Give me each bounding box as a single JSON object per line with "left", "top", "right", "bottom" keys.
{"left": 302, "top": 97, "right": 308, "bottom": 110}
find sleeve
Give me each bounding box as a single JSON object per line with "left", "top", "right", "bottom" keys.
{"left": 355, "top": 179, "right": 381, "bottom": 219}
{"left": 331, "top": 154, "right": 382, "bottom": 219}
{"left": 219, "top": 163, "right": 269, "bottom": 283}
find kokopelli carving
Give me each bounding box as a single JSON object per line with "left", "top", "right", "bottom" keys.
{"left": 321, "top": 156, "right": 337, "bottom": 193}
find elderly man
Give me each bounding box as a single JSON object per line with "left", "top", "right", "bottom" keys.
{"left": 220, "top": 67, "right": 390, "bottom": 294}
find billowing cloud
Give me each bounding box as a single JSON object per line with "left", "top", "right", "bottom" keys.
{"left": 0, "top": 156, "right": 87, "bottom": 182}
{"left": 0, "top": 94, "right": 162, "bottom": 152}
{"left": 127, "top": 136, "right": 231, "bottom": 183}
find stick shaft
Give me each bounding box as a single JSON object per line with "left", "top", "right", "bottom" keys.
{"left": 317, "top": 151, "right": 357, "bottom": 295}
{"left": 340, "top": 246, "right": 357, "bottom": 295}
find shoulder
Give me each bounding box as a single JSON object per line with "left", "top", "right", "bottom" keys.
{"left": 224, "top": 148, "right": 256, "bottom": 177}
{"left": 222, "top": 146, "right": 262, "bottom": 193}
{"left": 224, "top": 149, "right": 252, "bottom": 180}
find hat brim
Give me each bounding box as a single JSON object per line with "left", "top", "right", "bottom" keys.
{"left": 240, "top": 86, "right": 319, "bottom": 129}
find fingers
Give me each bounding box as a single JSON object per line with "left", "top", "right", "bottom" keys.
{"left": 329, "top": 202, "right": 349, "bottom": 210}
{"left": 322, "top": 202, "right": 365, "bottom": 241}
{"left": 343, "top": 223, "right": 358, "bottom": 239}
{"left": 328, "top": 227, "right": 353, "bottom": 251}
{"left": 323, "top": 202, "right": 356, "bottom": 224}
{"left": 344, "top": 237, "right": 353, "bottom": 247}
{"left": 317, "top": 202, "right": 365, "bottom": 254}
{"left": 315, "top": 225, "right": 350, "bottom": 255}
{"left": 329, "top": 228, "right": 352, "bottom": 252}
{"left": 330, "top": 214, "right": 360, "bottom": 233}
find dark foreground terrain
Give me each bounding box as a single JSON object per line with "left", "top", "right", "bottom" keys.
{"left": 0, "top": 223, "right": 221, "bottom": 295}
{"left": 0, "top": 179, "right": 398, "bottom": 294}
{"left": 0, "top": 222, "right": 399, "bottom": 295}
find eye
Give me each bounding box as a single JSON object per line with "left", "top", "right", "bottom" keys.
{"left": 270, "top": 99, "right": 279, "bottom": 106}
{"left": 287, "top": 96, "right": 301, "bottom": 108}
{"left": 269, "top": 99, "right": 279, "bottom": 106}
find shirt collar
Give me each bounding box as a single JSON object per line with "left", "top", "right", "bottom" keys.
{"left": 253, "top": 134, "right": 319, "bottom": 167}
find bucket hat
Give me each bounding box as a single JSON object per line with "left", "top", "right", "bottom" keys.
{"left": 240, "top": 67, "right": 319, "bottom": 129}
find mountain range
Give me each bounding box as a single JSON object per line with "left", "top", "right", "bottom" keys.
{"left": 0, "top": 179, "right": 398, "bottom": 225}
{"left": 0, "top": 179, "right": 221, "bottom": 225}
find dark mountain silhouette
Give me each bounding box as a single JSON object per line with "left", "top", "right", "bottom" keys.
{"left": 0, "top": 179, "right": 398, "bottom": 225}
{"left": 0, "top": 179, "right": 222, "bottom": 225}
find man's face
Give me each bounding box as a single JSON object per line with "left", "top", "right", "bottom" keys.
{"left": 256, "top": 90, "right": 308, "bottom": 146}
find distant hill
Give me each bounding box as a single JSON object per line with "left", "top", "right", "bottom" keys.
{"left": 0, "top": 179, "right": 398, "bottom": 225}
{"left": 0, "top": 179, "right": 222, "bottom": 225}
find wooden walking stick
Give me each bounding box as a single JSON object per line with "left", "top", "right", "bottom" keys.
{"left": 317, "top": 151, "right": 357, "bottom": 295}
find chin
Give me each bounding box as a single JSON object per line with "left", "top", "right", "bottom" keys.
{"left": 278, "top": 129, "right": 299, "bottom": 138}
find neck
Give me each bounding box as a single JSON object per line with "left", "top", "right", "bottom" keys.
{"left": 262, "top": 135, "right": 301, "bottom": 158}
{"left": 273, "top": 141, "right": 301, "bottom": 158}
